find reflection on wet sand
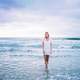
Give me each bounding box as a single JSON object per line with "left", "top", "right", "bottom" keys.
{"left": 44, "top": 69, "right": 50, "bottom": 80}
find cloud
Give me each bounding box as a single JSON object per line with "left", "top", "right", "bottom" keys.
{"left": 65, "top": 0, "right": 80, "bottom": 9}
{"left": 0, "top": 10, "right": 79, "bottom": 37}
{"left": 0, "top": 0, "right": 80, "bottom": 37}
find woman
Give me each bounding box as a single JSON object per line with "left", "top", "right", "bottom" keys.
{"left": 42, "top": 32, "right": 52, "bottom": 69}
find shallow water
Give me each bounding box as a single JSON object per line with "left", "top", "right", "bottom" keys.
{"left": 0, "top": 55, "right": 80, "bottom": 80}
{"left": 0, "top": 38, "right": 80, "bottom": 80}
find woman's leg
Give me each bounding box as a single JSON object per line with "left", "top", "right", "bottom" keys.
{"left": 44, "top": 55, "right": 49, "bottom": 69}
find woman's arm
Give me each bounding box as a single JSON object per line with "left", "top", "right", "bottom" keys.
{"left": 50, "top": 40, "right": 52, "bottom": 54}
{"left": 42, "top": 40, "right": 45, "bottom": 55}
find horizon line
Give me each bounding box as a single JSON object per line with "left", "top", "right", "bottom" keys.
{"left": 0, "top": 37, "right": 80, "bottom": 40}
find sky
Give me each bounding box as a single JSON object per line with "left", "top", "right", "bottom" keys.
{"left": 0, "top": 0, "right": 80, "bottom": 37}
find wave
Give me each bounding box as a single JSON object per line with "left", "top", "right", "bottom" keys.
{"left": 0, "top": 38, "right": 80, "bottom": 53}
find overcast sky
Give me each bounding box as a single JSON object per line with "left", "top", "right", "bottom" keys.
{"left": 0, "top": 0, "right": 80, "bottom": 37}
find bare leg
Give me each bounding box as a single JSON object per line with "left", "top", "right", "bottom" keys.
{"left": 44, "top": 55, "right": 49, "bottom": 69}
{"left": 45, "top": 61, "right": 48, "bottom": 69}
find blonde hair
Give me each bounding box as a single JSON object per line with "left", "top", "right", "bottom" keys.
{"left": 45, "top": 32, "right": 49, "bottom": 38}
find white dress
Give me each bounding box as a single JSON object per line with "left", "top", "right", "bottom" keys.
{"left": 43, "top": 39, "right": 52, "bottom": 55}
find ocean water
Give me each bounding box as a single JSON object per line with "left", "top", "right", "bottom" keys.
{"left": 0, "top": 38, "right": 80, "bottom": 80}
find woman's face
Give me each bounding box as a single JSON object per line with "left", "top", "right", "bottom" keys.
{"left": 45, "top": 32, "right": 49, "bottom": 38}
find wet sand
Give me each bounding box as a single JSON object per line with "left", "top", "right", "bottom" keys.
{"left": 0, "top": 54, "right": 80, "bottom": 80}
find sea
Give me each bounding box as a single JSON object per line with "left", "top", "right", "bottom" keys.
{"left": 0, "top": 38, "right": 80, "bottom": 80}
